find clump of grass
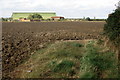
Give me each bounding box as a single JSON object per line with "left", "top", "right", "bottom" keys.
{"left": 51, "top": 60, "right": 75, "bottom": 73}
{"left": 48, "top": 42, "right": 84, "bottom": 59}
{"left": 97, "top": 39, "right": 104, "bottom": 45}
{"left": 80, "top": 40, "right": 118, "bottom": 78}
{"left": 69, "top": 42, "right": 83, "bottom": 47}
{"left": 47, "top": 59, "right": 77, "bottom": 78}
{"left": 50, "top": 49, "right": 70, "bottom": 58}
{"left": 25, "top": 41, "right": 83, "bottom": 78}
{"left": 80, "top": 71, "right": 97, "bottom": 78}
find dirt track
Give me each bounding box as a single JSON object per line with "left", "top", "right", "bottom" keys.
{"left": 2, "top": 21, "right": 105, "bottom": 77}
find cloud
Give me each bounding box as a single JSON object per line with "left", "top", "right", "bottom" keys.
{"left": 0, "top": 0, "right": 119, "bottom": 18}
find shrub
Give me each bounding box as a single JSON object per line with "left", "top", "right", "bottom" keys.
{"left": 104, "top": 4, "right": 120, "bottom": 46}
{"left": 28, "top": 13, "right": 43, "bottom": 21}
{"left": 86, "top": 17, "right": 91, "bottom": 21}
{"left": 97, "top": 39, "right": 104, "bottom": 45}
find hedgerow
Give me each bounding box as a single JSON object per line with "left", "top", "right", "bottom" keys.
{"left": 104, "top": 5, "right": 120, "bottom": 46}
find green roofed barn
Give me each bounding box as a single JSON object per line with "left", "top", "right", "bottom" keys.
{"left": 12, "top": 11, "right": 56, "bottom": 20}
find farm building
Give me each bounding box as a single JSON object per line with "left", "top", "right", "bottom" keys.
{"left": 51, "top": 16, "right": 64, "bottom": 20}
{"left": 12, "top": 11, "right": 56, "bottom": 20}
{"left": 19, "top": 18, "right": 30, "bottom": 22}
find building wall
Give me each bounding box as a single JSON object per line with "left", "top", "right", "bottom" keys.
{"left": 19, "top": 19, "right": 30, "bottom": 22}
{"left": 12, "top": 12, "right": 56, "bottom": 20}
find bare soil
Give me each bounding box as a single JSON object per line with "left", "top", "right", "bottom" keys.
{"left": 2, "top": 21, "right": 105, "bottom": 78}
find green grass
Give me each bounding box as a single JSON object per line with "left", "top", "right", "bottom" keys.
{"left": 21, "top": 41, "right": 84, "bottom": 78}
{"left": 48, "top": 42, "right": 84, "bottom": 59}
{"left": 17, "top": 40, "right": 118, "bottom": 78}
{"left": 79, "top": 40, "right": 118, "bottom": 78}
{"left": 50, "top": 59, "right": 75, "bottom": 73}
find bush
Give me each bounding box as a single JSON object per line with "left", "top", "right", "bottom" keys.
{"left": 28, "top": 13, "right": 43, "bottom": 21}
{"left": 104, "top": 5, "right": 120, "bottom": 46}
{"left": 86, "top": 17, "right": 91, "bottom": 21}
{"left": 97, "top": 39, "right": 104, "bottom": 45}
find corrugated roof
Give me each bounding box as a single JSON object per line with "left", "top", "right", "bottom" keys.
{"left": 13, "top": 11, "right": 56, "bottom": 13}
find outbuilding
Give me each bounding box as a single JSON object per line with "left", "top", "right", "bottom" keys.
{"left": 19, "top": 18, "right": 30, "bottom": 22}
{"left": 51, "top": 16, "right": 64, "bottom": 20}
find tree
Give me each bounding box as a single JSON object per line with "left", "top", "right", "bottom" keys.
{"left": 1, "top": 17, "right": 13, "bottom": 21}
{"left": 1, "top": 18, "right": 8, "bottom": 21}
{"left": 83, "top": 17, "right": 85, "bottom": 20}
{"left": 86, "top": 17, "right": 91, "bottom": 21}
{"left": 8, "top": 17, "right": 13, "bottom": 21}
{"left": 104, "top": 1, "right": 120, "bottom": 46}
{"left": 28, "top": 13, "right": 43, "bottom": 21}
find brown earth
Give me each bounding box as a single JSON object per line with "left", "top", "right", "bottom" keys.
{"left": 2, "top": 21, "right": 105, "bottom": 78}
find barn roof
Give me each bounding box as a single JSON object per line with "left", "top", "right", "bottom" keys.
{"left": 12, "top": 11, "right": 56, "bottom": 19}
{"left": 13, "top": 11, "right": 56, "bottom": 14}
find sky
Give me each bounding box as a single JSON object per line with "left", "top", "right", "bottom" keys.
{"left": 0, "top": 0, "right": 119, "bottom": 19}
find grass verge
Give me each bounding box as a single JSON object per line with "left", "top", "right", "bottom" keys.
{"left": 79, "top": 41, "right": 118, "bottom": 78}
{"left": 12, "top": 40, "right": 118, "bottom": 78}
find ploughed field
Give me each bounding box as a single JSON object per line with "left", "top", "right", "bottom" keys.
{"left": 2, "top": 21, "right": 105, "bottom": 77}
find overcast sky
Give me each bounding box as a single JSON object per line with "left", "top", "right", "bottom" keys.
{"left": 0, "top": 0, "right": 119, "bottom": 18}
